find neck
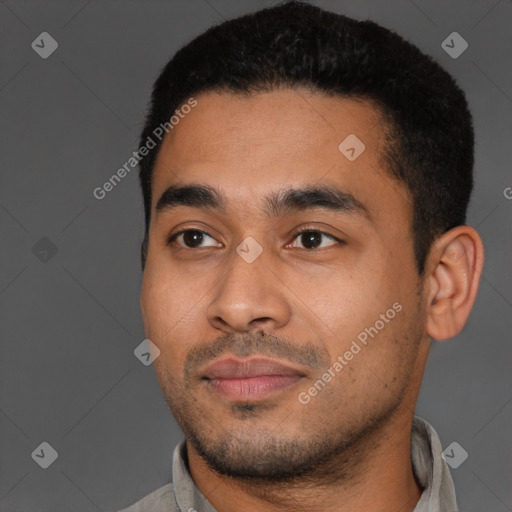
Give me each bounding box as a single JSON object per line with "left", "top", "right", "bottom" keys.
{"left": 186, "top": 408, "right": 422, "bottom": 512}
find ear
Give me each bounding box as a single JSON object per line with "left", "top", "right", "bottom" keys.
{"left": 424, "top": 225, "right": 484, "bottom": 340}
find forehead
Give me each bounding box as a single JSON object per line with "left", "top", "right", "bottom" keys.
{"left": 151, "top": 89, "right": 411, "bottom": 227}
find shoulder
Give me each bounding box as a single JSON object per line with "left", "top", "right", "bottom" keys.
{"left": 114, "top": 483, "right": 177, "bottom": 512}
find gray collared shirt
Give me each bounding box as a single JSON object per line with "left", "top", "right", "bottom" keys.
{"left": 115, "top": 416, "right": 458, "bottom": 512}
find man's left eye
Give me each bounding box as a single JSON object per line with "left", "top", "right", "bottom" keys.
{"left": 290, "top": 230, "right": 340, "bottom": 250}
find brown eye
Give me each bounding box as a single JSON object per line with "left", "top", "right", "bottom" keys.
{"left": 291, "top": 230, "right": 339, "bottom": 250}
{"left": 171, "top": 230, "right": 221, "bottom": 248}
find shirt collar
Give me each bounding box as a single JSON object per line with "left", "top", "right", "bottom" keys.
{"left": 172, "top": 441, "right": 217, "bottom": 512}
{"left": 410, "top": 416, "right": 458, "bottom": 511}
{"left": 171, "top": 416, "right": 457, "bottom": 512}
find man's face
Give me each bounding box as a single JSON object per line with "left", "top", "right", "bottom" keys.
{"left": 140, "top": 89, "right": 429, "bottom": 479}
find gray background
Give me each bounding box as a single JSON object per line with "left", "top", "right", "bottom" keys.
{"left": 0, "top": 0, "right": 511, "bottom": 510}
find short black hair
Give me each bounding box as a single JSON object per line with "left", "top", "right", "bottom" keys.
{"left": 138, "top": 0, "right": 474, "bottom": 275}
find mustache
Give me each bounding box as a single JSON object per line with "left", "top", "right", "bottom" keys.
{"left": 184, "top": 331, "right": 329, "bottom": 379}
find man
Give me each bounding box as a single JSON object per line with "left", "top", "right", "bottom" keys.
{"left": 119, "top": 1, "right": 484, "bottom": 510}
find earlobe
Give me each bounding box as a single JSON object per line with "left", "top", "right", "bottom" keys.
{"left": 425, "top": 226, "right": 484, "bottom": 340}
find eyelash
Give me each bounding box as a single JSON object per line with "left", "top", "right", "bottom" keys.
{"left": 167, "top": 227, "right": 344, "bottom": 250}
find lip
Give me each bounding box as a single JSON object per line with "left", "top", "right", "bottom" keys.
{"left": 203, "top": 356, "right": 306, "bottom": 379}
{"left": 202, "top": 356, "right": 306, "bottom": 401}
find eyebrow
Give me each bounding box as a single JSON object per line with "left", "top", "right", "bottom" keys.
{"left": 155, "top": 183, "right": 372, "bottom": 221}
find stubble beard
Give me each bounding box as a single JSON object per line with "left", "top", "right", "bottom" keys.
{"left": 155, "top": 328, "right": 419, "bottom": 488}
{"left": 160, "top": 372, "right": 405, "bottom": 489}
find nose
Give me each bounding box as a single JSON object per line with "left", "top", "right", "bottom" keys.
{"left": 206, "top": 250, "right": 291, "bottom": 333}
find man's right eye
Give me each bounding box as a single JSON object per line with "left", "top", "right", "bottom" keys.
{"left": 169, "top": 229, "right": 222, "bottom": 249}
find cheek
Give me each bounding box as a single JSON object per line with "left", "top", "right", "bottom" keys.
{"left": 315, "top": 267, "right": 412, "bottom": 359}
{"left": 307, "top": 270, "right": 385, "bottom": 332}
{"left": 324, "top": 305, "right": 421, "bottom": 410}
{"left": 141, "top": 262, "right": 205, "bottom": 332}
{"left": 140, "top": 264, "right": 211, "bottom": 370}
